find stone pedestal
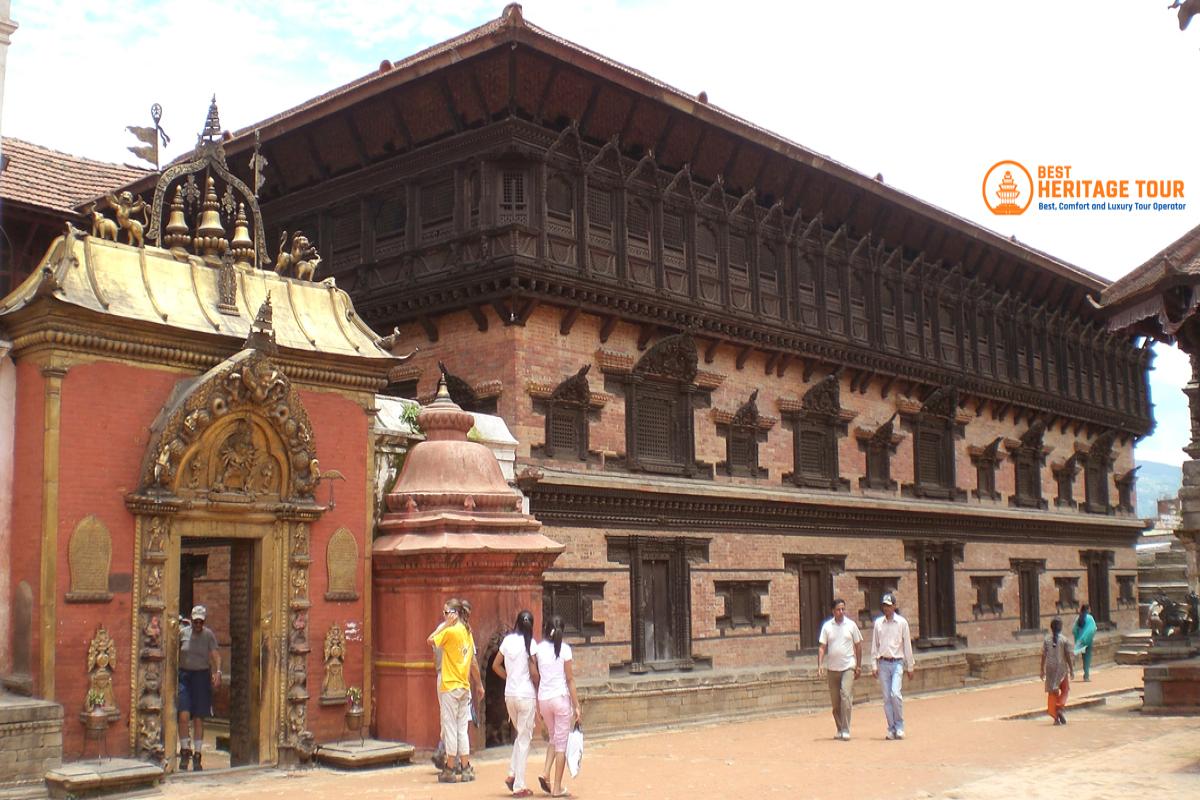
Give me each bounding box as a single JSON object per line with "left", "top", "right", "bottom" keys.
{"left": 1143, "top": 656, "right": 1200, "bottom": 714}
{"left": 43, "top": 759, "right": 161, "bottom": 799}
{"left": 0, "top": 693, "right": 61, "bottom": 799}
{"left": 372, "top": 380, "right": 562, "bottom": 748}
{"left": 315, "top": 738, "right": 415, "bottom": 769}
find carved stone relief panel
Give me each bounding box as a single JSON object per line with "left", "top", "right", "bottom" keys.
{"left": 321, "top": 623, "right": 347, "bottom": 703}
{"left": 325, "top": 528, "right": 359, "bottom": 601}
{"left": 86, "top": 625, "right": 120, "bottom": 719}
{"left": 67, "top": 515, "right": 113, "bottom": 602}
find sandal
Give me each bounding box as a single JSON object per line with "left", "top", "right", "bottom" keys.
{"left": 538, "top": 776, "right": 551, "bottom": 794}
{"left": 506, "top": 775, "right": 516, "bottom": 791}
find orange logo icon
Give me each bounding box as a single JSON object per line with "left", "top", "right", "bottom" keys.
{"left": 982, "top": 160, "right": 1034, "bottom": 216}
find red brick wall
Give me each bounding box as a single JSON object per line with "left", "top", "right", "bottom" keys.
{"left": 9, "top": 360, "right": 45, "bottom": 685}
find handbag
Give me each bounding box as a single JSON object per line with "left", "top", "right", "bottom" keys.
{"left": 565, "top": 723, "right": 584, "bottom": 777}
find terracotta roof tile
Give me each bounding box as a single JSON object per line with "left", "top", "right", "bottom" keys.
{"left": 1098, "top": 223, "right": 1200, "bottom": 311}
{"left": 0, "top": 137, "right": 150, "bottom": 214}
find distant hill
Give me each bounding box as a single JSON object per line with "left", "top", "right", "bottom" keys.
{"left": 1135, "top": 460, "right": 1182, "bottom": 519}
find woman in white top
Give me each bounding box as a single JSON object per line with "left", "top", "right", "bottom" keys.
{"left": 534, "top": 615, "right": 581, "bottom": 798}
{"left": 493, "top": 610, "right": 539, "bottom": 797}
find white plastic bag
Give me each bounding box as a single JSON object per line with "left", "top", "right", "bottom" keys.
{"left": 565, "top": 724, "right": 584, "bottom": 777}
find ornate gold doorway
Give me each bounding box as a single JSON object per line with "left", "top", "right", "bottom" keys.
{"left": 126, "top": 346, "right": 325, "bottom": 768}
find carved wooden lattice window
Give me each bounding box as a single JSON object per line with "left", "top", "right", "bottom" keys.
{"left": 465, "top": 169, "right": 480, "bottom": 228}
{"left": 543, "top": 582, "right": 605, "bottom": 642}
{"left": 1083, "top": 432, "right": 1116, "bottom": 514}
{"left": 714, "top": 581, "right": 770, "bottom": 631}
{"left": 499, "top": 170, "right": 527, "bottom": 225}
{"left": 542, "top": 365, "right": 593, "bottom": 461}
{"left": 662, "top": 210, "right": 685, "bottom": 255}
{"left": 720, "top": 391, "right": 764, "bottom": 478}
{"left": 587, "top": 185, "right": 612, "bottom": 231}
{"left": 373, "top": 193, "right": 406, "bottom": 260}
{"left": 1116, "top": 575, "right": 1136, "bottom": 608}
{"left": 546, "top": 173, "right": 575, "bottom": 228}
{"left": 330, "top": 205, "right": 360, "bottom": 272}
{"left": 971, "top": 437, "right": 1003, "bottom": 502}
{"left": 728, "top": 234, "right": 749, "bottom": 278}
{"left": 1054, "top": 455, "right": 1079, "bottom": 509}
{"left": 625, "top": 335, "right": 701, "bottom": 477}
{"left": 1054, "top": 577, "right": 1079, "bottom": 611}
{"left": 696, "top": 223, "right": 718, "bottom": 267}
{"left": 1116, "top": 468, "right": 1137, "bottom": 513}
{"left": 970, "top": 576, "right": 1004, "bottom": 617}
{"left": 785, "top": 374, "right": 849, "bottom": 492}
{"left": 824, "top": 260, "right": 844, "bottom": 336}
{"left": 904, "top": 386, "right": 963, "bottom": 501}
{"left": 1011, "top": 420, "right": 1047, "bottom": 510}
{"left": 627, "top": 198, "right": 652, "bottom": 257}
{"left": 859, "top": 414, "right": 899, "bottom": 491}
{"left": 420, "top": 178, "right": 455, "bottom": 242}
{"left": 857, "top": 576, "right": 899, "bottom": 628}
{"left": 1012, "top": 559, "right": 1045, "bottom": 631}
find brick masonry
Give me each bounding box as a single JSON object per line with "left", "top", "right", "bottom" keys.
{"left": 0, "top": 694, "right": 62, "bottom": 795}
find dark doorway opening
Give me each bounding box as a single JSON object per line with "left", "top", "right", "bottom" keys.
{"left": 178, "top": 538, "right": 259, "bottom": 769}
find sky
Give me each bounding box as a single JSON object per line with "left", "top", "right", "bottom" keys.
{"left": 3, "top": 0, "right": 1198, "bottom": 465}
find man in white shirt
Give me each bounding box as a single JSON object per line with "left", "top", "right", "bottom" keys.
{"left": 870, "top": 592, "right": 914, "bottom": 740}
{"left": 817, "top": 597, "right": 863, "bottom": 740}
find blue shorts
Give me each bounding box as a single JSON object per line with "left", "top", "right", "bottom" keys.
{"left": 177, "top": 669, "right": 213, "bottom": 717}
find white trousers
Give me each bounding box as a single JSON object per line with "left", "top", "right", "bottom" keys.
{"left": 438, "top": 688, "right": 471, "bottom": 757}
{"left": 505, "top": 696, "right": 537, "bottom": 790}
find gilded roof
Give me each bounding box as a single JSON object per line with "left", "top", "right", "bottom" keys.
{"left": 0, "top": 137, "right": 149, "bottom": 214}
{"left": 0, "top": 231, "right": 393, "bottom": 359}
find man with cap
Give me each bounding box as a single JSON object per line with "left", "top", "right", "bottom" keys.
{"left": 870, "top": 593, "right": 914, "bottom": 740}
{"left": 177, "top": 605, "right": 221, "bottom": 771}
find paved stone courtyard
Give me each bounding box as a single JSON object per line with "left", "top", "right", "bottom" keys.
{"left": 161, "top": 666, "right": 1198, "bottom": 800}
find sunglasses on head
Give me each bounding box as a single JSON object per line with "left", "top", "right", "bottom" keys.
{"left": 444, "top": 608, "right": 455, "bottom": 615}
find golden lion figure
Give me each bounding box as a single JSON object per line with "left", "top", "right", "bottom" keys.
{"left": 105, "top": 190, "right": 149, "bottom": 247}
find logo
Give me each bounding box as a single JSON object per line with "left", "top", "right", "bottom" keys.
{"left": 982, "top": 160, "right": 1034, "bottom": 216}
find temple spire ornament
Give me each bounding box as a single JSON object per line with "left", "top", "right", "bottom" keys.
{"left": 199, "top": 95, "right": 222, "bottom": 144}
{"left": 193, "top": 175, "right": 229, "bottom": 260}
{"left": 230, "top": 203, "right": 254, "bottom": 264}
{"left": 163, "top": 186, "right": 190, "bottom": 252}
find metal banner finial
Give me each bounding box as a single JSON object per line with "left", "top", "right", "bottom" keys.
{"left": 126, "top": 103, "right": 170, "bottom": 169}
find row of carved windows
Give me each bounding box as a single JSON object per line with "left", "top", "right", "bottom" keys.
{"left": 537, "top": 364, "right": 1125, "bottom": 514}
{"left": 545, "top": 548, "right": 1121, "bottom": 666}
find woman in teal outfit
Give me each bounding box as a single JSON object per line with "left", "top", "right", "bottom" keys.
{"left": 1072, "top": 604, "right": 1097, "bottom": 681}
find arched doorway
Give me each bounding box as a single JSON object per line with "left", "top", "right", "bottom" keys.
{"left": 126, "top": 345, "right": 325, "bottom": 768}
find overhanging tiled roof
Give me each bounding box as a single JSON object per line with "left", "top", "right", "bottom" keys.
{"left": 0, "top": 137, "right": 149, "bottom": 214}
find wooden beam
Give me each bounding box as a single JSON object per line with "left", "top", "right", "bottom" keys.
{"left": 654, "top": 113, "right": 678, "bottom": 160}
{"left": 507, "top": 44, "right": 518, "bottom": 117}
{"left": 303, "top": 130, "right": 330, "bottom": 180}
{"left": 418, "top": 315, "right": 439, "bottom": 343}
{"left": 491, "top": 298, "right": 513, "bottom": 324}
{"left": 721, "top": 140, "right": 743, "bottom": 187}
{"left": 763, "top": 351, "right": 781, "bottom": 375}
{"left": 343, "top": 114, "right": 370, "bottom": 167}
{"left": 467, "top": 304, "right": 488, "bottom": 332}
{"left": 599, "top": 314, "right": 618, "bottom": 343}
{"left": 878, "top": 375, "right": 896, "bottom": 399}
{"left": 858, "top": 372, "right": 874, "bottom": 395}
{"left": 560, "top": 306, "right": 581, "bottom": 336}
{"left": 736, "top": 345, "right": 753, "bottom": 370}
{"left": 578, "top": 83, "right": 603, "bottom": 136}
{"left": 704, "top": 337, "right": 721, "bottom": 364}
{"left": 618, "top": 94, "right": 641, "bottom": 145}
{"left": 776, "top": 353, "right": 792, "bottom": 378}
{"left": 388, "top": 96, "right": 415, "bottom": 150}
{"left": 637, "top": 322, "right": 656, "bottom": 350}
{"left": 803, "top": 359, "right": 818, "bottom": 382}
{"left": 467, "top": 67, "right": 492, "bottom": 123}
{"left": 533, "top": 63, "right": 561, "bottom": 124}
{"left": 516, "top": 298, "right": 540, "bottom": 325}
{"left": 974, "top": 396, "right": 987, "bottom": 415}
{"left": 438, "top": 76, "right": 464, "bottom": 134}
{"left": 687, "top": 127, "right": 708, "bottom": 171}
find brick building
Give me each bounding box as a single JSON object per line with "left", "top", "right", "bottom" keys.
{"left": 13, "top": 2, "right": 1153, "bottom": 751}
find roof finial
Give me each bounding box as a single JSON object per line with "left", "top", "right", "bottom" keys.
{"left": 199, "top": 95, "right": 222, "bottom": 144}
{"left": 501, "top": 3, "right": 525, "bottom": 26}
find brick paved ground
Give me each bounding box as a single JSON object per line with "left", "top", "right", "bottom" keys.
{"left": 161, "top": 665, "right": 1198, "bottom": 800}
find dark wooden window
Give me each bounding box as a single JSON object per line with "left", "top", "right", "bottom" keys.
{"left": 1117, "top": 575, "right": 1136, "bottom": 608}
{"left": 1011, "top": 559, "right": 1045, "bottom": 631}
{"left": 1116, "top": 469, "right": 1137, "bottom": 513}
{"left": 537, "top": 364, "right": 594, "bottom": 462}
{"left": 696, "top": 223, "right": 718, "bottom": 264}
{"left": 1081, "top": 550, "right": 1113, "bottom": 625}
{"left": 857, "top": 576, "right": 899, "bottom": 628}
{"left": 714, "top": 581, "right": 769, "bottom": 631}
{"left": 784, "top": 374, "right": 849, "bottom": 492}
{"left": 1054, "top": 455, "right": 1079, "bottom": 509}
{"left": 786, "top": 555, "right": 844, "bottom": 650}
{"left": 329, "top": 205, "right": 360, "bottom": 272}
{"left": 465, "top": 169, "right": 480, "bottom": 228}
{"left": 543, "top": 582, "right": 605, "bottom": 642}
{"left": 759, "top": 241, "right": 782, "bottom": 318}
{"left": 903, "top": 386, "right": 964, "bottom": 501}
{"left": 970, "top": 576, "right": 1003, "bottom": 617}
{"left": 1083, "top": 432, "right": 1116, "bottom": 515}
{"left": 499, "top": 170, "right": 527, "bottom": 225}
{"left": 420, "top": 178, "right": 455, "bottom": 242}
{"left": 587, "top": 185, "right": 612, "bottom": 231}
{"left": 625, "top": 335, "right": 702, "bottom": 477}
{"left": 372, "top": 193, "right": 407, "bottom": 260}
{"left": 906, "top": 540, "right": 962, "bottom": 647}
{"left": 971, "top": 437, "right": 1003, "bottom": 501}
{"left": 728, "top": 234, "right": 749, "bottom": 276}
{"left": 881, "top": 282, "right": 900, "bottom": 352}
{"left": 1054, "top": 577, "right": 1079, "bottom": 611}
{"left": 608, "top": 535, "right": 709, "bottom": 673}
{"left": 824, "top": 259, "right": 845, "bottom": 336}
{"left": 859, "top": 415, "right": 899, "bottom": 492}
{"left": 662, "top": 210, "right": 685, "bottom": 253}
{"left": 546, "top": 174, "right": 575, "bottom": 223}
{"left": 627, "top": 199, "right": 651, "bottom": 250}
{"left": 1010, "top": 420, "right": 1047, "bottom": 510}
{"left": 719, "top": 391, "right": 765, "bottom": 478}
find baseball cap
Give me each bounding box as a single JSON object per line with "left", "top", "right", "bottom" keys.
{"left": 880, "top": 593, "right": 896, "bottom": 607}
{"left": 191, "top": 605, "right": 207, "bottom": 621}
